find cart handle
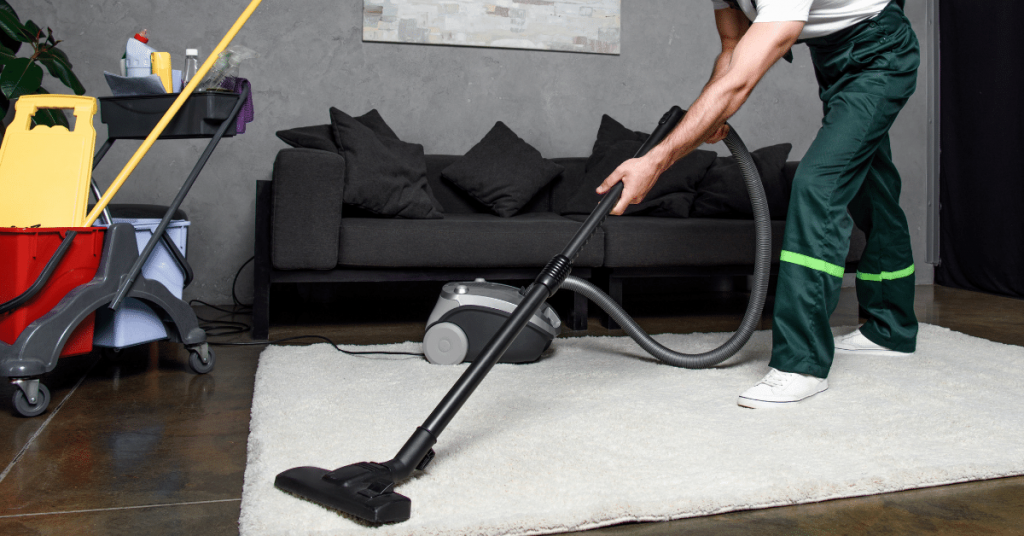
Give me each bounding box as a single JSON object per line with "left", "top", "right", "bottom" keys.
{"left": 83, "top": 0, "right": 263, "bottom": 227}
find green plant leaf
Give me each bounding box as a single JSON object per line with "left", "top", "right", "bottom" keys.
{"left": 31, "top": 106, "right": 70, "bottom": 128}
{"left": 0, "top": 56, "right": 42, "bottom": 99}
{"left": 45, "top": 44, "right": 70, "bottom": 64}
{"left": 23, "top": 19, "right": 40, "bottom": 41}
{"left": 0, "top": 43, "right": 16, "bottom": 66}
{"left": 38, "top": 53, "right": 85, "bottom": 95}
{"left": 29, "top": 88, "right": 70, "bottom": 128}
{"left": 0, "top": 9, "right": 29, "bottom": 43}
{"left": 0, "top": 1, "right": 19, "bottom": 55}
{"left": 0, "top": 1, "right": 17, "bottom": 17}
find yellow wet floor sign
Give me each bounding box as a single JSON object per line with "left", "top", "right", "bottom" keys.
{"left": 0, "top": 95, "right": 97, "bottom": 228}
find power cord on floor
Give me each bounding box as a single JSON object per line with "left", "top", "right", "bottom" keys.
{"left": 232, "top": 256, "right": 254, "bottom": 312}
{"left": 190, "top": 298, "right": 250, "bottom": 336}
{"left": 188, "top": 257, "right": 425, "bottom": 359}
{"left": 207, "top": 335, "right": 424, "bottom": 359}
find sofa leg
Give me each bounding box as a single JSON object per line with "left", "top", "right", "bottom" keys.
{"left": 253, "top": 180, "right": 272, "bottom": 341}
{"left": 567, "top": 291, "right": 588, "bottom": 331}
{"left": 252, "top": 281, "right": 270, "bottom": 341}
{"left": 600, "top": 276, "right": 623, "bottom": 330}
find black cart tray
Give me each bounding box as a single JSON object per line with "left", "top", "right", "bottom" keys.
{"left": 99, "top": 91, "right": 240, "bottom": 139}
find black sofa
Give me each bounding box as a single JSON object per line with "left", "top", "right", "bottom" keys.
{"left": 252, "top": 111, "right": 867, "bottom": 339}
{"left": 253, "top": 150, "right": 866, "bottom": 339}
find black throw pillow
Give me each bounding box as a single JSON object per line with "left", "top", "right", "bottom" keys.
{"left": 585, "top": 114, "right": 648, "bottom": 171}
{"left": 690, "top": 143, "right": 793, "bottom": 219}
{"left": 329, "top": 107, "right": 442, "bottom": 219}
{"left": 563, "top": 139, "right": 718, "bottom": 218}
{"left": 275, "top": 124, "right": 337, "bottom": 152}
{"left": 350, "top": 108, "right": 401, "bottom": 142}
{"left": 441, "top": 121, "right": 564, "bottom": 217}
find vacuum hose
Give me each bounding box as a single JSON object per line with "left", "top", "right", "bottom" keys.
{"left": 563, "top": 128, "right": 773, "bottom": 369}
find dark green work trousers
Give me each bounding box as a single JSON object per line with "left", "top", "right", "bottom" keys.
{"left": 770, "top": 1, "right": 920, "bottom": 378}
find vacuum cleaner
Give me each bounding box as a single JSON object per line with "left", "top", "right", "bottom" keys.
{"left": 275, "top": 105, "right": 773, "bottom": 523}
{"left": 423, "top": 279, "right": 561, "bottom": 364}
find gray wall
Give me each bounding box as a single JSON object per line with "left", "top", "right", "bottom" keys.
{"left": 20, "top": 0, "right": 934, "bottom": 304}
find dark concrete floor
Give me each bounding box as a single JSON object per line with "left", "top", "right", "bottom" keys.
{"left": 0, "top": 283, "right": 1022, "bottom": 535}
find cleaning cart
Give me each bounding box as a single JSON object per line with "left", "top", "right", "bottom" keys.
{"left": 0, "top": 86, "right": 250, "bottom": 417}
{"left": 0, "top": 0, "right": 262, "bottom": 417}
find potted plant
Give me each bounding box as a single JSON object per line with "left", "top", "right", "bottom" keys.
{"left": 0, "top": 0, "right": 85, "bottom": 136}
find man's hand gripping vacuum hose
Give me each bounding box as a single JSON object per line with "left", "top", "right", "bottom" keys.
{"left": 561, "top": 127, "right": 773, "bottom": 369}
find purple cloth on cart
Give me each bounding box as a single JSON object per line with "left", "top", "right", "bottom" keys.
{"left": 219, "top": 77, "right": 254, "bottom": 134}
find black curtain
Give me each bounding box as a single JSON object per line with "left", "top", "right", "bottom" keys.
{"left": 936, "top": 1, "right": 1024, "bottom": 298}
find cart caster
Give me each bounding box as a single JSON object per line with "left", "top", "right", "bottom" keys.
{"left": 188, "top": 344, "right": 216, "bottom": 374}
{"left": 100, "top": 347, "right": 123, "bottom": 360}
{"left": 11, "top": 380, "right": 50, "bottom": 418}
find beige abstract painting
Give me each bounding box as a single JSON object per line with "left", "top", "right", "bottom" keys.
{"left": 363, "top": 0, "right": 621, "bottom": 55}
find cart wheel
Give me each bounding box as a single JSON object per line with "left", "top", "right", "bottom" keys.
{"left": 189, "top": 347, "right": 216, "bottom": 374}
{"left": 12, "top": 383, "right": 50, "bottom": 418}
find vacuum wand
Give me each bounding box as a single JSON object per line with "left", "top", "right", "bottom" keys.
{"left": 562, "top": 106, "right": 685, "bottom": 260}
{"left": 420, "top": 106, "right": 686, "bottom": 438}
{"left": 274, "top": 106, "right": 687, "bottom": 524}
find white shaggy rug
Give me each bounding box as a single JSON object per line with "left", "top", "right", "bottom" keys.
{"left": 240, "top": 324, "right": 1024, "bottom": 536}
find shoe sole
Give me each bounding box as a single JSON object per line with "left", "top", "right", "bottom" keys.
{"left": 834, "top": 347, "right": 914, "bottom": 358}
{"left": 737, "top": 385, "right": 828, "bottom": 409}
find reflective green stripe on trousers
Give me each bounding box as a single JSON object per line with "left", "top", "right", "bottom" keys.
{"left": 769, "top": 1, "right": 920, "bottom": 378}
{"left": 857, "top": 264, "right": 915, "bottom": 282}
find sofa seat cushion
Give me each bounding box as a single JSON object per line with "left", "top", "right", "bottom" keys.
{"left": 594, "top": 216, "right": 866, "bottom": 269}
{"left": 338, "top": 213, "right": 604, "bottom": 268}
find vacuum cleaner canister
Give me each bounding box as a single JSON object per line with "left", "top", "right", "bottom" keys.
{"left": 424, "top": 280, "right": 560, "bottom": 365}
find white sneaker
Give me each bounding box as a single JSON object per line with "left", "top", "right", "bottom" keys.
{"left": 834, "top": 329, "right": 913, "bottom": 357}
{"left": 737, "top": 368, "right": 828, "bottom": 409}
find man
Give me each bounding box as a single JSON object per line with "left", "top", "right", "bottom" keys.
{"left": 597, "top": 0, "right": 920, "bottom": 408}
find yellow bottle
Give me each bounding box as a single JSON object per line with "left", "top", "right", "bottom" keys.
{"left": 151, "top": 52, "right": 173, "bottom": 92}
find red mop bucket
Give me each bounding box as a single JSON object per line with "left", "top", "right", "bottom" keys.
{"left": 0, "top": 227, "right": 105, "bottom": 357}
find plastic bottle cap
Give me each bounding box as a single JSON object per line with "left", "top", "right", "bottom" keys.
{"left": 133, "top": 32, "right": 149, "bottom": 44}
{"left": 186, "top": 48, "right": 198, "bottom": 56}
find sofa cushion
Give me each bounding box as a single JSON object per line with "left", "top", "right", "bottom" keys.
{"left": 348, "top": 108, "right": 402, "bottom": 141}
{"left": 425, "top": 156, "right": 582, "bottom": 215}
{"left": 275, "top": 124, "right": 337, "bottom": 152}
{"left": 586, "top": 114, "right": 648, "bottom": 171}
{"left": 441, "top": 122, "right": 564, "bottom": 217}
{"left": 426, "top": 155, "right": 489, "bottom": 214}
{"left": 338, "top": 213, "right": 603, "bottom": 268}
{"left": 563, "top": 140, "right": 717, "bottom": 217}
{"left": 595, "top": 216, "right": 867, "bottom": 269}
{"left": 271, "top": 149, "right": 345, "bottom": 270}
{"left": 691, "top": 143, "right": 793, "bottom": 219}
{"left": 330, "top": 107, "right": 442, "bottom": 219}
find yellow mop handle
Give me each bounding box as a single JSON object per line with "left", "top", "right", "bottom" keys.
{"left": 84, "top": 0, "right": 263, "bottom": 226}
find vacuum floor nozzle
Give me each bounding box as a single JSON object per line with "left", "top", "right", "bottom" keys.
{"left": 274, "top": 463, "right": 410, "bottom": 524}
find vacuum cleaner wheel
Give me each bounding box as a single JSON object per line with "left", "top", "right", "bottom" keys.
{"left": 423, "top": 322, "right": 469, "bottom": 365}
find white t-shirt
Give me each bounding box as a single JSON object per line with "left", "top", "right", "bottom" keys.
{"left": 710, "top": 0, "right": 891, "bottom": 39}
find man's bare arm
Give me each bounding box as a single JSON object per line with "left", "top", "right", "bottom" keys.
{"left": 706, "top": 8, "right": 751, "bottom": 143}
{"left": 708, "top": 8, "right": 749, "bottom": 86}
{"left": 598, "top": 18, "right": 804, "bottom": 215}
